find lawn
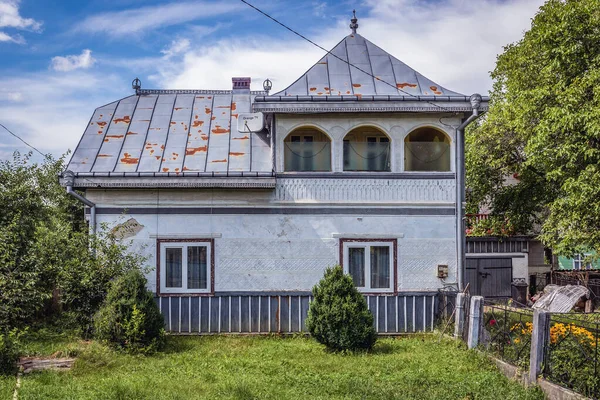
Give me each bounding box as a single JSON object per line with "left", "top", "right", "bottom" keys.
{"left": 2, "top": 334, "right": 542, "bottom": 400}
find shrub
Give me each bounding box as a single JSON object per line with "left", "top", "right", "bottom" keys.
{"left": 0, "top": 329, "right": 23, "bottom": 375}
{"left": 94, "top": 270, "right": 165, "bottom": 354}
{"left": 59, "top": 228, "right": 148, "bottom": 337}
{"left": 306, "top": 266, "right": 376, "bottom": 351}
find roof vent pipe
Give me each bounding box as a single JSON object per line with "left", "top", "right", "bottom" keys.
{"left": 64, "top": 170, "right": 96, "bottom": 237}
{"left": 455, "top": 93, "right": 484, "bottom": 291}
{"left": 232, "top": 77, "right": 251, "bottom": 94}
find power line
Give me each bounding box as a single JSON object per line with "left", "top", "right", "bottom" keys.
{"left": 0, "top": 122, "right": 102, "bottom": 187}
{"left": 239, "top": 0, "right": 456, "bottom": 114}
{"left": 0, "top": 122, "right": 48, "bottom": 158}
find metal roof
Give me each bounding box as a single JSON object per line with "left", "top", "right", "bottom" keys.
{"left": 66, "top": 31, "right": 486, "bottom": 177}
{"left": 67, "top": 90, "right": 272, "bottom": 175}
{"left": 271, "top": 33, "right": 464, "bottom": 98}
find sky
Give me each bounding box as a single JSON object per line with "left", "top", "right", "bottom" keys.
{"left": 0, "top": 0, "right": 545, "bottom": 162}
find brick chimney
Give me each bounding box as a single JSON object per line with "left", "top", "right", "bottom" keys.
{"left": 232, "top": 77, "right": 251, "bottom": 94}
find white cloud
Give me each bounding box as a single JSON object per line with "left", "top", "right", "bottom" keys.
{"left": 0, "top": 0, "right": 42, "bottom": 44}
{"left": 0, "top": 90, "right": 23, "bottom": 102}
{"left": 0, "top": 0, "right": 41, "bottom": 30}
{"left": 50, "top": 49, "right": 96, "bottom": 72}
{"left": 161, "top": 38, "right": 191, "bottom": 59}
{"left": 0, "top": 70, "right": 125, "bottom": 161}
{"left": 0, "top": 30, "right": 22, "bottom": 43}
{"left": 150, "top": 0, "right": 543, "bottom": 96}
{"left": 74, "top": 1, "right": 242, "bottom": 37}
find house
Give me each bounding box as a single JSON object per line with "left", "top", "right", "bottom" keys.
{"left": 61, "top": 16, "right": 488, "bottom": 334}
{"left": 557, "top": 252, "right": 600, "bottom": 271}
{"left": 465, "top": 173, "right": 551, "bottom": 301}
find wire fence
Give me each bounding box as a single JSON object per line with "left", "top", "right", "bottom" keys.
{"left": 482, "top": 299, "right": 534, "bottom": 369}
{"left": 543, "top": 313, "right": 600, "bottom": 398}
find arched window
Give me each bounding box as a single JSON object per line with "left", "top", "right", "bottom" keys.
{"left": 404, "top": 127, "right": 451, "bottom": 172}
{"left": 283, "top": 128, "right": 331, "bottom": 172}
{"left": 343, "top": 127, "right": 391, "bottom": 172}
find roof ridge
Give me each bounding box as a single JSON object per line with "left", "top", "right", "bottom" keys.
{"left": 137, "top": 89, "right": 267, "bottom": 95}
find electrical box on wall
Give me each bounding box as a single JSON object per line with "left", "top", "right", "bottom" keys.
{"left": 437, "top": 264, "right": 449, "bottom": 279}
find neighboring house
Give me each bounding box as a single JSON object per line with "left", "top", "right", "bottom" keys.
{"left": 557, "top": 252, "right": 600, "bottom": 271}
{"left": 465, "top": 173, "right": 551, "bottom": 300}
{"left": 61, "top": 18, "right": 488, "bottom": 334}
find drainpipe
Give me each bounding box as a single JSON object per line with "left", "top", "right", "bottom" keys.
{"left": 456, "top": 94, "right": 483, "bottom": 291}
{"left": 63, "top": 170, "right": 96, "bottom": 237}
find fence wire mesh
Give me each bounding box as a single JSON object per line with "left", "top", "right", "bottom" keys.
{"left": 543, "top": 313, "right": 600, "bottom": 398}
{"left": 482, "top": 299, "right": 534, "bottom": 369}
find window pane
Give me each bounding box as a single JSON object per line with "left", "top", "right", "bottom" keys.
{"left": 404, "top": 128, "right": 451, "bottom": 172}
{"left": 348, "top": 248, "right": 365, "bottom": 287}
{"left": 371, "top": 246, "right": 390, "bottom": 289}
{"left": 165, "top": 248, "right": 182, "bottom": 288}
{"left": 284, "top": 141, "right": 331, "bottom": 171}
{"left": 188, "top": 246, "right": 208, "bottom": 289}
{"left": 404, "top": 142, "right": 450, "bottom": 171}
{"left": 344, "top": 141, "right": 390, "bottom": 171}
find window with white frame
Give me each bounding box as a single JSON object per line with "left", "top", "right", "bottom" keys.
{"left": 573, "top": 254, "right": 592, "bottom": 270}
{"left": 341, "top": 240, "right": 395, "bottom": 292}
{"left": 159, "top": 241, "right": 212, "bottom": 294}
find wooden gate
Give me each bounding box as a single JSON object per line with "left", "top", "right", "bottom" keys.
{"left": 466, "top": 258, "right": 512, "bottom": 298}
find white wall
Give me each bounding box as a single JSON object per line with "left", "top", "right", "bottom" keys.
{"left": 97, "top": 212, "right": 457, "bottom": 293}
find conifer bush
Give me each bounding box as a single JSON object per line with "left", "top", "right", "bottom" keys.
{"left": 306, "top": 266, "right": 377, "bottom": 351}
{"left": 94, "top": 270, "right": 165, "bottom": 354}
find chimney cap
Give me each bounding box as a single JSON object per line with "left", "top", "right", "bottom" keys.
{"left": 232, "top": 77, "right": 251, "bottom": 93}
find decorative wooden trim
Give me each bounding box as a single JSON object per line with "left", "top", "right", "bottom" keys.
{"left": 156, "top": 238, "right": 215, "bottom": 297}
{"left": 338, "top": 238, "right": 398, "bottom": 295}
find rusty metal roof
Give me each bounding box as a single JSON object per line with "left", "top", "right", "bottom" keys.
{"left": 67, "top": 90, "right": 272, "bottom": 175}
{"left": 271, "top": 33, "right": 464, "bottom": 98}
{"left": 67, "top": 31, "right": 486, "bottom": 177}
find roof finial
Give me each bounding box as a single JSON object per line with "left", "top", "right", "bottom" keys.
{"left": 350, "top": 10, "right": 358, "bottom": 34}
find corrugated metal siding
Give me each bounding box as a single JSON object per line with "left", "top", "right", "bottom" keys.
{"left": 156, "top": 293, "right": 438, "bottom": 334}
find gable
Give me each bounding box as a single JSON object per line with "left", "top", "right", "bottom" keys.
{"left": 275, "top": 34, "right": 464, "bottom": 98}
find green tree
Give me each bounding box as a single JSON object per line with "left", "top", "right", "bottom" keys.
{"left": 0, "top": 152, "right": 147, "bottom": 335}
{"left": 0, "top": 152, "right": 80, "bottom": 329}
{"left": 466, "top": 0, "right": 600, "bottom": 256}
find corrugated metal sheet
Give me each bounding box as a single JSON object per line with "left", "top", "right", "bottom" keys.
{"left": 68, "top": 91, "right": 268, "bottom": 174}
{"left": 275, "top": 33, "right": 464, "bottom": 97}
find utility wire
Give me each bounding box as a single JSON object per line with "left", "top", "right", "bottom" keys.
{"left": 0, "top": 122, "right": 48, "bottom": 158}
{"left": 239, "top": 0, "right": 457, "bottom": 114}
{"left": 0, "top": 122, "right": 101, "bottom": 187}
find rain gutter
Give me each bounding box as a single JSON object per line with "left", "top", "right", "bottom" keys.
{"left": 456, "top": 94, "right": 484, "bottom": 291}
{"left": 63, "top": 170, "right": 96, "bottom": 237}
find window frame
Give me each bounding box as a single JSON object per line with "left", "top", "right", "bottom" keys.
{"left": 157, "top": 239, "right": 215, "bottom": 296}
{"left": 573, "top": 253, "right": 592, "bottom": 271}
{"left": 339, "top": 239, "right": 397, "bottom": 294}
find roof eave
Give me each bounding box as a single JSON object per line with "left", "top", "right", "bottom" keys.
{"left": 253, "top": 98, "right": 489, "bottom": 114}
{"left": 59, "top": 173, "right": 276, "bottom": 190}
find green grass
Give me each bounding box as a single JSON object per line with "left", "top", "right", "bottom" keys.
{"left": 5, "top": 334, "right": 542, "bottom": 400}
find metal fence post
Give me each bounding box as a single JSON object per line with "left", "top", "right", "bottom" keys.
{"left": 454, "top": 293, "right": 466, "bottom": 339}
{"left": 467, "top": 296, "right": 483, "bottom": 349}
{"left": 529, "top": 310, "right": 550, "bottom": 384}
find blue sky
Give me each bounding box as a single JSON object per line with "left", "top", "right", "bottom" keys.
{"left": 0, "top": 0, "right": 545, "bottom": 161}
